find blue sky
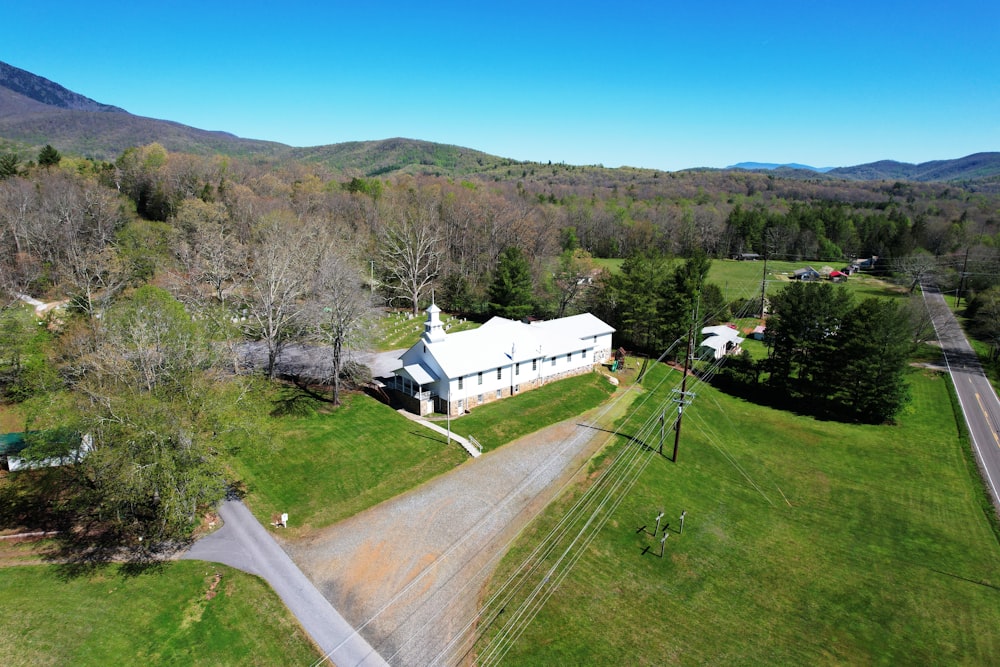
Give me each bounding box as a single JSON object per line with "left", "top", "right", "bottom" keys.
{"left": 3, "top": 1, "right": 998, "bottom": 170}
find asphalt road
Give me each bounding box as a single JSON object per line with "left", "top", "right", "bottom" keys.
{"left": 237, "top": 343, "right": 405, "bottom": 383}
{"left": 182, "top": 499, "right": 388, "bottom": 666}
{"left": 923, "top": 286, "right": 1000, "bottom": 513}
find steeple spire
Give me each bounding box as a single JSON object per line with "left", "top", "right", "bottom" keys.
{"left": 422, "top": 300, "right": 446, "bottom": 343}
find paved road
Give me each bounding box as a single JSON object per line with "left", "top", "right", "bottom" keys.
{"left": 182, "top": 499, "right": 388, "bottom": 666}
{"left": 238, "top": 343, "right": 405, "bottom": 384}
{"left": 923, "top": 286, "right": 1000, "bottom": 513}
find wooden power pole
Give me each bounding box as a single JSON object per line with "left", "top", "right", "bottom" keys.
{"left": 671, "top": 315, "right": 696, "bottom": 462}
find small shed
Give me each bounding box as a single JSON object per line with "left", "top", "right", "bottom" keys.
{"left": 828, "top": 270, "right": 848, "bottom": 282}
{"left": 792, "top": 266, "right": 821, "bottom": 281}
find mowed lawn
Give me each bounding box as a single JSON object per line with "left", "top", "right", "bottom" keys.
{"left": 708, "top": 258, "right": 906, "bottom": 304}
{"left": 0, "top": 562, "right": 319, "bottom": 666}
{"left": 225, "top": 391, "right": 468, "bottom": 533}
{"left": 449, "top": 371, "right": 618, "bottom": 452}
{"left": 478, "top": 364, "right": 1000, "bottom": 664}
{"left": 227, "top": 371, "right": 618, "bottom": 532}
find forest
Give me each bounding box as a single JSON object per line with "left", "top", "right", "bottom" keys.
{"left": 0, "top": 142, "right": 998, "bottom": 550}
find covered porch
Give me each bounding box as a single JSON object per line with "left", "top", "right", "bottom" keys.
{"left": 388, "top": 363, "right": 439, "bottom": 416}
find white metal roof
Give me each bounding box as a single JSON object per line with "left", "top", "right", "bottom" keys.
{"left": 701, "top": 325, "right": 742, "bottom": 342}
{"left": 421, "top": 314, "right": 611, "bottom": 379}
{"left": 531, "top": 312, "right": 615, "bottom": 341}
{"left": 396, "top": 362, "right": 438, "bottom": 385}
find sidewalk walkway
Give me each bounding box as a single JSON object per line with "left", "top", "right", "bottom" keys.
{"left": 396, "top": 409, "right": 481, "bottom": 458}
{"left": 182, "top": 499, "right": 387, "bottom": 666}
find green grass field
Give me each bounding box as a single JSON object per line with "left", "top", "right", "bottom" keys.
{"left": 475, "top": 363, "right": 1000, "bottom": 664}
{"left": 227, "top": 372, "right": 618, "bottom": 530}
{"left": 445, "top": 371, "right": 618, "bottom": 452}
{"left": 0, "top": 562, "right": 319, "bottom": 666}
{"left": 707, "top": 258, "right": 907, "bottom": 305}
{"left": 592, "top": 257, "right": 905, "bottom": 311}
{"left": 371, "top": 308, "right": 479, "bottom": 351}
{"left": 225, "top": 390, "right": 468, "bottom": 533}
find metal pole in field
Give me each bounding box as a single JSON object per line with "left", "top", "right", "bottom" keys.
{"left": 673, "top": 321, "right": 694, "bottom": 463}
{"left": 654, "top": 510, "right": 664, "bottom": 535}
{"left": 659, "top": 533, "right": 669, "bottom": 557}
{"left": 679, "top": 510, "right": 687, "bottom": 534}
{"left": 658, "top": 412, "right": 665, "bottom": 455}
{"left": 760, "top": 250, "right": 769, "bottom": 318}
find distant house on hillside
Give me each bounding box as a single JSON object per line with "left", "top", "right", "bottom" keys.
{"left": 696, "top": 325, "right": 744, "bottom": 361}
{"left": 388, "top": 304, "right": 615, "bottom": 416}
{"left": 792, "top": 266, "right": 821, "bottom": 281}
{"left": 732, "top": 252, "right": 762, "bottom": 261}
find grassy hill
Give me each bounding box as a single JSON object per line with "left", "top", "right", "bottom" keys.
{"left": 474, "top": 364, "right": 1000, "bottom": 664}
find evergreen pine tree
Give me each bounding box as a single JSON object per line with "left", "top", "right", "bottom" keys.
{"left": 488, "top": 246, "right": 534, "bottom": 320}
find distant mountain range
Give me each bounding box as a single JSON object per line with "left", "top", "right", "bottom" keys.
{"left": 730, "top": 155, "right": 1000, "bottom": 183}
{"left": 729, "top": 162, "right": 835, "bottom": 173}
{"left": 1, "top": 59, "right": 998, "bottom": 184}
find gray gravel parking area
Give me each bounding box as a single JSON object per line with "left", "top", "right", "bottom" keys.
{"left": 281, "top": 415, "right": 612, "bottom": 666}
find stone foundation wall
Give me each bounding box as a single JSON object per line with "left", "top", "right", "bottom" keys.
{"left": 437, "top": 365, "right": 595, "bottom": 417}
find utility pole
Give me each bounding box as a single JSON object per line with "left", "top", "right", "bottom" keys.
{"left": 760, "top": 255, "right": 768, "bottom": 319}
{"left": 957, "top": 247, "right": 971, "bottom": 309}
{"left": 672, "top": 317, "right": 696, "bottom": 463}
{"left": 760, "top": 230, "right": 772, "bottom": 319}
{"left": 658, "top": 411, "right": 665, "bottom": 456}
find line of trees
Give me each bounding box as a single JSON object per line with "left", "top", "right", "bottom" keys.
{"left": 719, "top": 282, "right": 914, "bottom": 423}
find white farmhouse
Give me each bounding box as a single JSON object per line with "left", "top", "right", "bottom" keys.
{"left": 389, "top": 304, "right": 615, "bottom": 416}
{"left": 696, "top": 324, "right": 744, "bottom": 361}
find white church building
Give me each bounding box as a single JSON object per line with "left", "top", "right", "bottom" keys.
{"left": 389, "top": 304, "right": 615, "bottom": 416}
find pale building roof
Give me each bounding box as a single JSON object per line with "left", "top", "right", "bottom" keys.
{"left": 531, "top": 312, "right": 616, "bottom": 341}
{"left": 701, "top": 325, "right": 742, "bottom": 342}
{"left": 397, "top": 362, "right": 438, "bottom": 385}
{"left": 414, "top": 314, "right": 613, "bottom": 380}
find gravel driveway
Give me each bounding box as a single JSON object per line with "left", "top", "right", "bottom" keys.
{"left": 281, "top": 412, "right": 615, "bottom": 666}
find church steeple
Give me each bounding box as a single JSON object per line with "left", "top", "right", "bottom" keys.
{"left": 422, "top": 301, "right": 446, "bottom": 343}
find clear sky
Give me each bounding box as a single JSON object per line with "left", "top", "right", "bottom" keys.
{"left": 3, "top": 1, "right": 998, "bottom": 171}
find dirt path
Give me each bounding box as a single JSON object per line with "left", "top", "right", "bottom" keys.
{"left": 282, "top": 404, "right": 624, "bottom": 666}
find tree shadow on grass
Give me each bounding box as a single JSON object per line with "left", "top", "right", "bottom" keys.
{"left": 269, "top": 383, "right": 330, "bottom": 417}
{"left": 1, "top": 467, "right": 188, "bottom": 579}
{"left": 46, "top": 515, "right": 184, "bottom": 580}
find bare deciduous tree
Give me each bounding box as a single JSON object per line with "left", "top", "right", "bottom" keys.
{"left": 306, "top": 247, "right": 372, "bottom": 404}
{"left": 172, "top": 199, "right": 246, "bottom": 305}
{"left": 377, "top": 190, "right": 443, "bottom": 313}
{"left": 892, "top": 252, "right": 940, "bottom": 292}
{"left": 552, "top": 249, "right": 596, "bottom": 318}
{"left": 242, "top": 213, "right": 323, "bottom": 378}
